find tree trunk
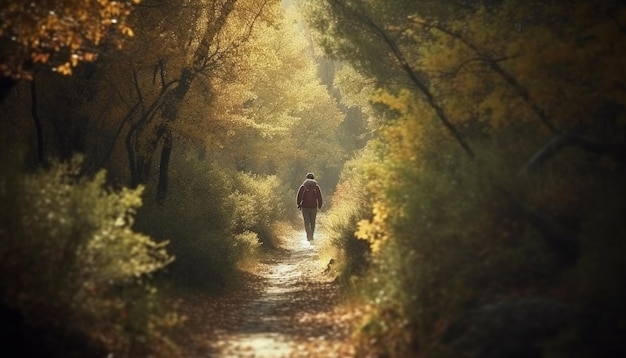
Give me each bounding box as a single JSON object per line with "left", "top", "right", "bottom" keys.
{"left": 156, "top": 127, "right": 172, "bottom": 204}
{"left": 30, "top": 79, "right": 45, "bottom": 164}
{"left": 125, "top": 0, "right": 239, "bottom": 194}
{"left": 152, "top": 0, "right": 239, "bottom": 199}
{"left": 0, "top": 77, "right": 16, "bottom": 105}
{"left": 524, "top": 131, "right": 626, "bottom": 173}
{"left": 328, "top": 0, "right": 474, "bottom": 158}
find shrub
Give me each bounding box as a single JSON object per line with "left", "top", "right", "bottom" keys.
{"left": 229, "top": 171, "right": 292, "bottom": 248}
{"left": 233, "top": 230, "right": 263, "bottom": 269}
{"left": 0, "top": 155, "right": 178, "bottom": 356}
{"left": 350, "top": 121, "right": 620, "bottom": 356}
{"left": 135, "top": 160, "right": 241, "bottom": 289}
{"left": 135, "top": 159, "right": 287, "bottom": 290}
{"left": 323, "top": 150, "right": 374, "bottom": 284}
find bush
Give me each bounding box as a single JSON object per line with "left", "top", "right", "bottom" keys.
{"left": 135, "top": 158, "right": 288, "bottom": 290}
{"left": 323, "top": 150, "right": 374, "bottom": 284}
{"left": 136, "top": 160, "right": 242, "bottom": 289}
{"left": 229, "top": 171, "right": 292, "bottom": 247}
{"left": 350, "top": 121, "right": 626, "bottom": 357}
{"left": 0, "top": 155, "right": 178, "bottom": 357}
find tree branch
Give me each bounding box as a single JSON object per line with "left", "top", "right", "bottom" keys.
{"left": 426, "top": 21, "right": 560, "bottom": 135}
{"left": 438, "top": 55, "right": 519, "bottom": 78}
{"left": 329, "top": 0, "right": 474, "bottom": 158}
{"left": 524, "top": 131, "right": 626, "bottom": 173}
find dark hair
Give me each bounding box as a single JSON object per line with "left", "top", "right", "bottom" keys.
{"left": 306, "top": 173, "right": 314, "bottom": 179}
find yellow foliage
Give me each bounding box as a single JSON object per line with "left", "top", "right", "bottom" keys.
{"left": 55, "top": 62, "right": 73, "bottom": 76}
{"left": 0, "top": 154, "right": 175, "bottom": 355}
{"left": 120, "top": 25, "right": 135, "bottom": 37}
{"left": 355, "top": 201, "right": 390, "bottom": 254}
{"left": 372, "top": 89, "right": 413, "bottom": 115}
{"left": 0, "top": 0, "right": 141, "bottom": 78}
{"left": 407, "top": 0, "right": 626, "bottom": 131}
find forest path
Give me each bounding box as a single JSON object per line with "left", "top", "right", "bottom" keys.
{"left": 174, "top": 231, "right": 357, "bottom": 357}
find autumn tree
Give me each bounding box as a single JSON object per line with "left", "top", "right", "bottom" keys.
{"left": 30, "top": 0, "right": 281, "bottom": 198}
{"left": 121, "top": 0, "right": 281, "bottom": 202}
{"left": 303, "top": 0, "right": 626, "bottom": 157}
{"left": 216, "top": 8, "right": 346, "bottom": 186}
{"left": 300, "top": 0, "right": 477, "bottom": 156}
{"left": 304, "top": 0, "right": 626, "bottom": 356}
{"left": 0, "top": 0, "right": 140, "bottom": 102}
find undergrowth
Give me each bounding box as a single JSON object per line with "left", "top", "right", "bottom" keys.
{"left": 0, "top": 155, "right": 179, "bottom": 357}
{"left": 135, "top": 153, "right": 293, "bottom": 291}
{"left": 327, "top": 125, "right": 626, "bottom": 357}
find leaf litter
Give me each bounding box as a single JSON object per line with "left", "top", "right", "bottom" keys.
{"left": 172, "top": 236, "right": 362, "bottom": 357}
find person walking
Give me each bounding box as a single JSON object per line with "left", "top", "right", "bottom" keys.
{"left": 297, "top": 173, "right": 323, "bottom": 241}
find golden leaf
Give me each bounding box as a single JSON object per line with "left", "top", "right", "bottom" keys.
{"left": 31, "top": 52, "right": 50, "bottom": 64}
{"left": 120, "top": 25, "right": 134, "bottom": 37}
{"left": 84, "top": 52, "right": 97, "bottom": 62}
{"left": 70, "top": 54, "right": 79, "bottom": 67}
{"left": 55, "top": 62, "right": 72, "bottom": 75}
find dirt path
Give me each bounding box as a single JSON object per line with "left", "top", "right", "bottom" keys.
{"left": 174, "top": 232, "right": 357, "bottom": 358}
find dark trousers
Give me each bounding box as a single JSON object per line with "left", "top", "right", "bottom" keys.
{"left": 301, "top": 207, "right": 318, "bottom": 241}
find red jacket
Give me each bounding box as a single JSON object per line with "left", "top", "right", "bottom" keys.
{"left": 297, "top": 179, "right": 323, "bottom": 209}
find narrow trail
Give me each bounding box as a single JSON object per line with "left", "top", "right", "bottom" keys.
{"left": 174, "top": 232, "right": 357, "bottom": 358}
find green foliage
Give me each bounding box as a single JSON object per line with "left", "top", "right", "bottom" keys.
{"left": 344, "top": 119, "right": 626, "bottom": 357}
{"left": 232, "top": 230, "right": 264, "bottom": 268}
{"left": 303, "top": 1, "right": 626, "bottom": 354}
{"left": 229, "top": 171, "right": 292, "bottom": 247}
{"left": 136, "top": 158, "right": 241, "bottom": 289}
{"left": 322, "top": 149, "right": 375, "bottom": 284}
{"left": 0, "top": 155, "right": 177, "bottom": 356}
{"left": 136, "top": 155, "right": 291, "bottom": 289}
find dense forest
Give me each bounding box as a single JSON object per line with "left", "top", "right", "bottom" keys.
{"left": 1, "top": 0, "right": 625, "bottom": 357}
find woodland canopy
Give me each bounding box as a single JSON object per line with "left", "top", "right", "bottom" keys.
{"left": 1, "top": 0, "right": 625, "bottom": 356}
